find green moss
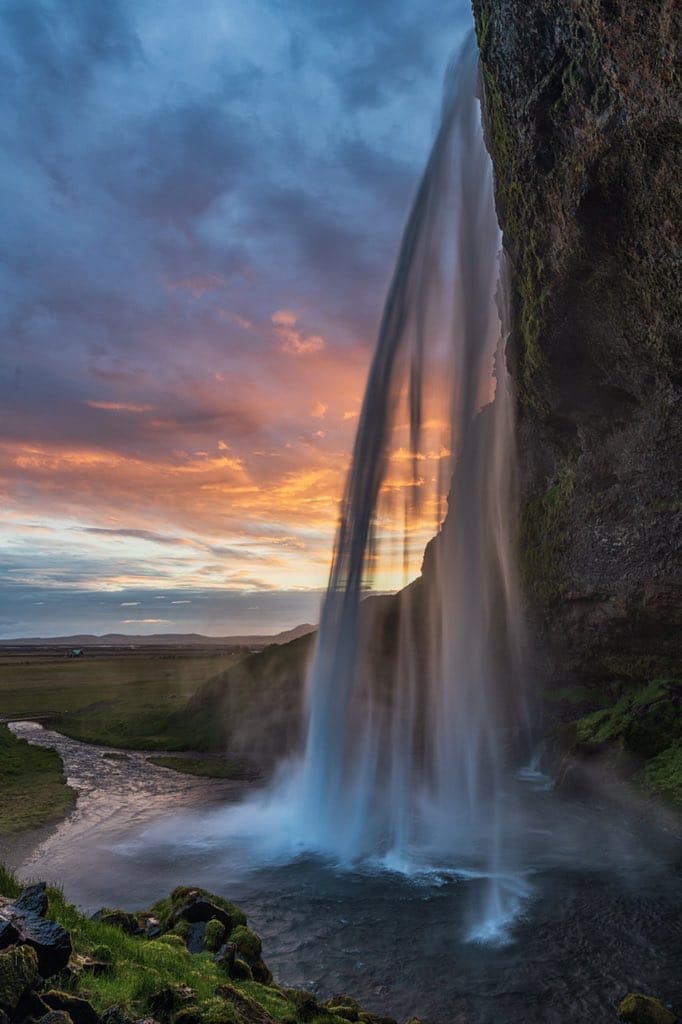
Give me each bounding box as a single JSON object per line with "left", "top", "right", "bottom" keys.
{"left": 202, "top": 920, "right": 225, "bottom": 954}
{"left": 229, "top": 926, "right": 261, "bottom": 964}
{"left": 0, "top": 945, "right": 39, "bottom": 1012}
{"left": 0, "top": 723, "right": 76, "bottom": 834}
{"left": 519, "top": 457, "right": 576, "bottom": 600}
{"left": 641, "top": 743, "right": 682, "bottom": 805}
{"left": 618, "top": 992, "right": 676, "bottom": 1024}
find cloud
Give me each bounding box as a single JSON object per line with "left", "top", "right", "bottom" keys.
{"left": 86, "top": 400, "right": 153, "bottom": 413}
{"left": 272, "top": 310, "right": 325, "bottom": 356}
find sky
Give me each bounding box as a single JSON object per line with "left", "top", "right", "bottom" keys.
{"left": 0, "top": 0, "right": 471, "bottom": 638}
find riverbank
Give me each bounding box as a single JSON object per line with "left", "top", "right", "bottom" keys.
{"left": 0, "top": 723, "right": 75, "bottom": 836}
{"left": 0, "top": 871, "right": 413, "bottom": 1024}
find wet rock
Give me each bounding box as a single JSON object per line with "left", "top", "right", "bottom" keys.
{"left": 13, "top": 884, "right": 49, "bottom": 919}
{"left": 618, "top": 993, "right": 677, "bottom": 1024}
{"left": 184, "top": 923, "right": 206, "bottom": 956}
{"left": 43, "top": 992, "right": 100, "bottom": 1024}
{"left": 10, "top": 914, "right": 72, "bottom": 977}
{"left": 0, "top": 945, "right": 40, "bottom": 1014}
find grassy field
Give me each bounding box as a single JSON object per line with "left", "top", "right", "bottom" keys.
{"left": 0, "top": 646, "right": 245, "bottom": 751}
{"left": 0, "top": 722, "right": 76, "bottom": 834}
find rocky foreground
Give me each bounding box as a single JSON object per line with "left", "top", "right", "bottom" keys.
{"left": 0, "top": 873, "right": 677, "bottom": 1024}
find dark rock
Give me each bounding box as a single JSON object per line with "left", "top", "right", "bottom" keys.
{"left": 169, "top": 1010, "right": 202, "bottom": 1024}
{"left": 43, "top": 991, "right": 100, "bottom": 1024}
{"left": 10, "top": 915, "right": 72, "bottom": 977}
{"left": 38, "top": 1013, "right": 74, "bottom": 1024}
{"left": 250, "top": 959, "right": 272, "bottom": 985}
{"left": 183, "top": 923, "right": 206, "bottom": 956}
{"left": 0, "top": 921, "right": 19, "bottom": 952}
{"left": 471, "top": 0, "right": 682, "bottom": 710}
{"left": 92, "top": 910, "right": 140, "bottom": 936}
{"left": 213, "top": 943, "right": 236, "bottom": 975}
{"left": 170, "top": 892, "right": 243, "bottom": 934}
{"left": 100, "top": 1007, "right": 132, "bottom": 1024}
{"left": 14, "top": 884, "right": 49, "bottom": 919}
{"left": 0, "top": 945, "right": 40, "bottom": 1013}
{"left": 14, "top": 988, "right": 51, "bottom": 1023}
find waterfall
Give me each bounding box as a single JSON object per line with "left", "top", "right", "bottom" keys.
{"left": 292, "top": 33, "right": 531, "bottom": 939}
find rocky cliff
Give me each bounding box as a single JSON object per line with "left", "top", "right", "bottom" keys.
{"left": 471, "top": 0, "right": 681, "bottom": 702}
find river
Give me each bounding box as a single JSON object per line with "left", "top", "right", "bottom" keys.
{"left": 6, "top": 721, "right": 681, "bottom": 1024}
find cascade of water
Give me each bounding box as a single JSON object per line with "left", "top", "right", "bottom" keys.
{"left": 292, "top": 33, "right": 531, "bottom": 937}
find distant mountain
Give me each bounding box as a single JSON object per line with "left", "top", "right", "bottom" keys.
{"left": 0, "top": 624, "right": 316, "bottom": 648}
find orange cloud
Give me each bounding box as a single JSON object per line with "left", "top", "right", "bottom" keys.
{"left": 272, "top": 310, "right": 325, "bottom": 355}
{"left": 85, "top": 400, "right": 154, "bottom": 413}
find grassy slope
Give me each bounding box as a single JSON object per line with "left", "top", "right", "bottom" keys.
{"left": 0, "top": 870, "right": 373, "bottom": 1024}
{"left": 0, "top": 650, "right": 243, "bottom": 751}
{"left": 178, "top": 634, "right": 314, "bottom": 764}
{"left": 0, "top": 723, "right": 76, "bottom": 834}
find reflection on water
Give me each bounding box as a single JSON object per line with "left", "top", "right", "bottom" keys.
{"left": 8, "top": 722, "right": 682, "bottom": 1024}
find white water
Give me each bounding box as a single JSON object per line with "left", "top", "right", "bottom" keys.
{"left": 198, "top": 34, "right": 534, "bottom": 943}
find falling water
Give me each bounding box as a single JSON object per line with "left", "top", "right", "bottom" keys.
{"left": 293, "top": 33, "right": 532, "bottom": 939}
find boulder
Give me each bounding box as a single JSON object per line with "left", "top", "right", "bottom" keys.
{"left": 147, "top": 986, "right": 194, "bottom": 1022}
{"left": 14, "top": 988, "right": 51, "bottom": 1022}
{"left": 0, "top": 945, "right": 39, "bottom": 1014}
{"left": 618, "top": 993, "right": 677, "bottom": 1024}
{"left": 167, "top": 890, "right": 245, "bottom": 934}
{"left": 10, "top": 915, "right": 72, "bottom": 977}
{"left": 43, "top": 991, "right": 100, "bottom": 1024}
{"left": 13, "top": 884, "right": 49, "bottom": 919}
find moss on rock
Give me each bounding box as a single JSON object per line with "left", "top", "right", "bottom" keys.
{"left": 0, "top": 944, "right": 39, "bottom": 1013}
{"left": 618, "top": 992, "right": 676, "bottom": 1024}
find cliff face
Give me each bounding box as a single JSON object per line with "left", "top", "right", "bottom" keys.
{"left": 472, "top": 0, "right": 681, "bottom": 698}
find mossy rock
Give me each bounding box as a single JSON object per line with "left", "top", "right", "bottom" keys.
{"left": 229, "top": 926, "right": 261, "bottom": 964}
{"left": 156, "top": 933, "right": 190, "bottom": 952}
{"left": 0, "top": 944, "right": 39, "bottom": 1012}
{"left": 231, "top": 958, "right": 252, "bottom": 981}
{"left": 618, "top": 992, "right": 676, "bottom": 1024}
{"left": 93, "top": 909, "right": 140, "bottom": 935}
{"left": 43, "top": 991, "right": 100, "bottom": 1024}
{"left": 203, "top": 920, "right": 225, "bottom": 953}
{"left": 153, "top": 888, "right": 246, "bottom": 934}
{"left": 283, "top": 989, "right": 321, "bottom": 1022}
{"left": 38, "top": 1013, "right": 74, "bottom": 1024}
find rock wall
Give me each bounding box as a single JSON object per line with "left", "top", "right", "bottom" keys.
{"left": 471, "top": 0, "right": 681, "bottom": 699}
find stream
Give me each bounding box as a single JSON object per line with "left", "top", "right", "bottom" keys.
{"left": 6, "top": 721, "right": 682, "bottom": 1024}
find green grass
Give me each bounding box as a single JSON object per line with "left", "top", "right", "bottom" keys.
{"left": 0, "top": 723, "right": 76, "bottom": 834}
{"left": 0, "top": 650, "right": 244, "bottom": 750}
{"left": 147, "top": 756, "right": 260, "bottom": 781}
